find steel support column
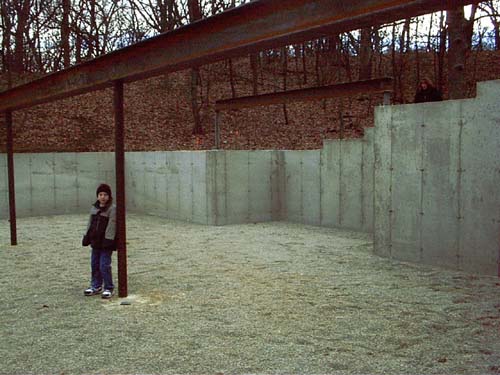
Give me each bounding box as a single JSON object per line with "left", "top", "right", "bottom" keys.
{"left": 114, "top": 80, "right": 128, "bottom": 298}
{"left": 6, "top": 110, "right": 17, "bottom": 245}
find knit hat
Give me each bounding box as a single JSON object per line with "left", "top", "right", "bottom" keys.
{"left": 96, "top": 183, "right": 112, "bottom": 198}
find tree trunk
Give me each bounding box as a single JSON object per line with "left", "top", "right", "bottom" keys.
{"left": 301, "top": 43, "right": 308, "bottom": 84}
{"left": 87, "top": 0, "right": 97, "bottom": 59}
{"left": 61, "top": 0, "right": 71, "bottom": 68}
{"left": 447, "top": 6, "right": 470, "bottom": 99}
{"left": 437, "top": 11, "right": 447, "bottom": 91}
{"left": 415, "top": 17, "right": 421, "bottom": 84}
{"left": 228, "top": 59, "right": 236, "bottom": 98}
{"left": 12, "top": 0, "right": 31, "bottom": 74}
{"left": 391, "top": 22, "right": 403, "bottom": 102}
{"left": 190, "top": 68, "right": 203, "bottom": 134}
{"left": 282, "top": 47, "right": 289, "bottom": 125}
{"left": 359, "top": 27, "right": 373, "bottom": 80}
{"left": 250, "top": 53, "right": 259, "bottom": 95}
{"left": 167, "top": 0, "right": 176, "bottom": 31}
{"left": 29, "top": 2, "right": 43, "bottom": 72}
{"left": 188, "top": 0, "right": 203, "bottom": 134}
{"left": 1, "top": 1, "right": 13, "bottom": 78}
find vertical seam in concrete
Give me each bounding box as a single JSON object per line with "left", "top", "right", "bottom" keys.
{"left": 205, "top": 152, "right": 209, "bottom": 224}
{"left": 300, "top": 152, "right": 304, "bottom": 222}
{"left": 165, "top": 154, "right": 169, "bottom": 220}
{"left": 176, "top": 154, "right": 181, "bottom": 218}
{"left": 52, "top": 154, "right": 57, "bottom": 211}
{"left": 247, "top": 151, "right": 251, "bottom": 223}
{"left": 75, "top": 154, "right": 79, "bottom": 210}
{"left": 419, "top": 118, "right": 425, "bottom": 263}
{"left": 388, "top": 113, "right": 394, "bottom": 257}
{"left": 162, "top": 153, "right": 167, "bottom": 217}
{"left": 457, "top": 112, "right": 464, "bottom": 270}
{"left": 190, "top": 153, "right": 194, "bottom": 222}
{"left": 152, "top": 154, "right": 156, "bottom": 214}
{"left": 276, "top": 151, "right": 286, "bottom": 221}
{"left": 223, "top": 151, "right": 228, "bottom": 225}
{"left": 142, "top": 154, "right": 146, "bottom": 211}
{"left": 319, "top": 149, "right": 323, "bottom": 226}
{"left": 29, "top": 155, "right": 33, "bottom": 215}
{"left": 279, "top": 151, "right": 288, "bottom": 221}
{"left": 269, "top": 152, "right": 273, "bottom": 221}
{"left": 213, "top": 151, "right": 219, "bottom": 225}
{"left": 155, "top": 154, "right": 159, "bottom": 216}
{"left": 74, "top": 153, "right": 79, "bottom": 211}
{"left": 338, "top": 140, "right": 343, "bottom": 227}
{"left": 361, "top": 139, "right": 365, "bottom": 230}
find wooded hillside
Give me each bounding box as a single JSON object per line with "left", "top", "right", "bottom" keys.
{"left": 1, "top": 49, "right": 499, "bottom": 153}
{"left": 1, "top": 1, "right": 499, "bottom": 152}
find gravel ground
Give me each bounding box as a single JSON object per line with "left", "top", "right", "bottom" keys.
{"left": 0, "top": 214, "right": 499, "bottom": 375}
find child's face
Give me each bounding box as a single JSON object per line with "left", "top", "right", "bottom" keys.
{"left": 98, "top": 192, "right": 110, "bottom": 206}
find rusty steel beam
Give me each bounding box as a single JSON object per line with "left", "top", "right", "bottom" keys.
{"left": 0, "top": 0, "right": 478, "bottom": 112}
{"left": 114, "top": 80, "right": 128, "bottom": 298}
{"left": 216, "top": 77, "right": 393, "bottom": 110}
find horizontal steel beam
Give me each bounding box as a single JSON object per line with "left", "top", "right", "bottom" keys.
{"left": 216, "top": 78, "right": 393, "bottom": 110}
{"left": 0, "top": 0, "right": 479, "bottom": 112}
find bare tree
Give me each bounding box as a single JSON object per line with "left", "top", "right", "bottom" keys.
{"left": 281, "top": 46, "right": 289, "bottom": 125}
{"left": 359, "top": 26, "right": 374, "bottom": 80}
{"left": 1, "top": 0, "right": 13, "bottom": 79}
{"left": 436, "top": 11, "right": 447, "bottom": 91}
{"left": 249, "top": 53, "right": 259, "bottom": 95}
{"left": 479, "top": 0, "right": 500, "bottom": 49}
{"left": 130, "top": 0, "right": 180, "bottom": 33}
{"left": 447, "top": 5, "right": 476, "bottom": 99}
{"left": 188, "top": 0, "right": 203, "bottom": 135}
{"left": 61, "top": 0, "right": 71, "bottom": 68}
{"left": 12, "top": 0, "right": 31, "bottom": 74}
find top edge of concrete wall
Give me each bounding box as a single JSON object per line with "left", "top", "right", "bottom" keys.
{"left": 374, "top": 79, "right": 500, "bottom": 111}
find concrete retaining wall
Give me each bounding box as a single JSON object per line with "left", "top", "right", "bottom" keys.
{"left": 208, "top": 150, "right": 282, "bottom": 225}
{"left": 282, "top": 137, "right": 373, "bottom": 233}
{"left": 374, "top": 80, "right": 500, "bottom": 275}
{"left": 0, "top": 146, "right": 368, "bottom": 232}
{"left": 2, "top": 79, "right": 499, "bottom": 275}
{"left": 0, "top": 152, "right": 115, "bottom": 218}
{"left": 125, "top": 152, "right": 209, "bottom": 224}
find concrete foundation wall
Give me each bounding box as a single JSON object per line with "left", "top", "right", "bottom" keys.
{"left": 125, "top": 151, "right": 209, "bottom": 224}
{"left": 2, "top": 79, "right": 499, "bottom": 275}
{"left": 282, "top": 140, "right": 373, "bottom": 232}
{"left": 0, "top": 152, "right": 115, "bottom": 218}
{"left": 0, "top": 146, "right": 368, "bottom": 232}
{"left": 374, "top": 80, "right": 500, "bottom": 275}
{"left": 208, "top": 150, "right": 282, "bottom": 225}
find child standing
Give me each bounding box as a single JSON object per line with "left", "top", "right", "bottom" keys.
{"left": 82, "top": 183, "right": 117, "bottom": 299}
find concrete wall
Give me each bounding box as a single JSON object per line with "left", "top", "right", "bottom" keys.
{"left": 124, "top": 150, "right": 283, "bottom": 225}
{"left": 2, "top": 79, "right": 499, "bottom": 275}
{"left": 282, "top": 137, "right": 373, "bottom": 233}
{"left": 374, "top": 80, "right": 500, "bottom": 275}
{"left": 0, "top": 146, "right": 369, "bottom": 233}
{"left": 0, "top": 152, "right": 115, "bottom": 218}
{"left": 125, "top": 151, "right": 209, "bottom": 224}
{"left": 208, "top": 150, "right": 282, "bottom": 225}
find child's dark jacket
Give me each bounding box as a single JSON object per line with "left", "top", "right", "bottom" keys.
{"left": 82, "top": 202, "right": 117, "bottom": 250}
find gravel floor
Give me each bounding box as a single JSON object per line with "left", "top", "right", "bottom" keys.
{"left": 0, "top": 214, "right": 499, "bottom": 374}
